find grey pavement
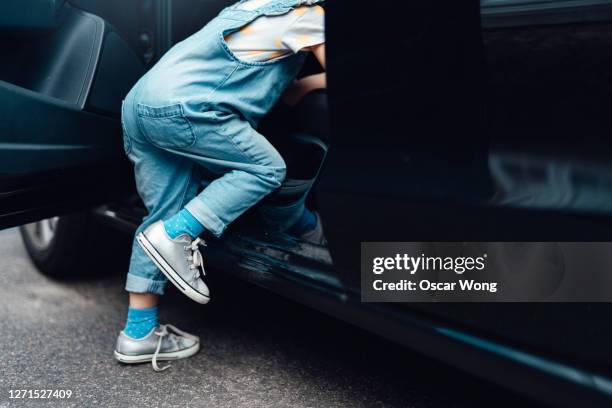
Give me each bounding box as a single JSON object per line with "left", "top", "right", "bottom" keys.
{"left": 0, "top": 228, "right": 535, "bottom": 408}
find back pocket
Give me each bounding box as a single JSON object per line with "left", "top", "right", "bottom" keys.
{"left": 137, "top": 103, "right": 196, "bottom": 149}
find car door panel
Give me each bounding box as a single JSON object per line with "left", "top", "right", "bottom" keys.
{"left": 0, "top": 81, "right": 120, "bottom": 173}
{"left": 482, "top": 0, "right": 612, "bottom": 28}
{"left": 0, "top": 1, "right": 144, "bottom": 229}
{"left": 322, "top": 0, "right": 612, "bottom": 371}
{"left": 0, "top": 0, "right": 65, "bottom": 29}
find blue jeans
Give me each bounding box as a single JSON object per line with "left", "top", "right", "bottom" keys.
{"left": 120, "top": 0, "right": 323, "bottom": 295}
{"left": 122, "top": 82, "right": 291, "bottom": 295}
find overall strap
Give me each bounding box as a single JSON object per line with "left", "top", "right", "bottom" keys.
{"left": 222, "top": 0, "right": 324, "bottom": 23}
{"left": 257, "top": 0, "right": 324, "bottom": 14}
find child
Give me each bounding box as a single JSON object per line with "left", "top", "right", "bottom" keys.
{"left": 114, "top": 0, "right": 326, "bottom": 371}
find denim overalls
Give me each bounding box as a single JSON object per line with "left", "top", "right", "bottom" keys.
{"left": 121, "top": 0, "right": 324, "bottom": 294}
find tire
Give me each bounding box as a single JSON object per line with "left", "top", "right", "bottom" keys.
{"left": 19, "top": 212, "right": 130, "bottom": 278}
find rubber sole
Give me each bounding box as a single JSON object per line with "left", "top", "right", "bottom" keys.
{"left": 137, "top": 232, "right": 210, "bottom": 305}
{"left": 114, "top": 342, "right": 200, "bottom": 364}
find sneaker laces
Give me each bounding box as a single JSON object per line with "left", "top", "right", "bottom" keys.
{"left": 152, "top": 324, "right": 199, "bottom": 372}
{"left": 185, "top": 238, "right": 207, "bottom": 284}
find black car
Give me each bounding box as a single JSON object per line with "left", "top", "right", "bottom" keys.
{"left": 2, "top": 1, "right": 612, "bottom": 406}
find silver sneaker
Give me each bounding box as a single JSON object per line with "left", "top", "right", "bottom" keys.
{"left": 137, "top": 221, "right": 210, "bottom": 304}
{"left": 114, "top": 324, "right": 200, "bottom": 372}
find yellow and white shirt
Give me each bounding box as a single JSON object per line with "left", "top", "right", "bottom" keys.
{"left": 225, "top": 0, "right": 325, "bottom": 62}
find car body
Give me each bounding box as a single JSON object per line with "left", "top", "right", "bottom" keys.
{"left": 2, "top": 1, "right": 612, "bottom": 406}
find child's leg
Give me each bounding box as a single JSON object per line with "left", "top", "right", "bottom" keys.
{"left": 121, "top": 93, "right": 287, "bottom": 309}
{"left": 128, "top": 107, "right": 288, "bottom": 304}
{"left": 122, "top": 293, "right": 159, "bottom": 339}
{"left": 121, "top": 89, "right": 202, "bottom": 299}
{"left": 161, "top": 110, "right": 288, "bottom": 238}
{"left": 130, "top": 293, "right": 159, "bottom": 309}
{"left": 115, "top": 88, "right": 202, "bottom": 368}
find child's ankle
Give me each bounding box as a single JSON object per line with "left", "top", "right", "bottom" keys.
{"left": 164, "top": 209, "right": 206, "bottom": 239}
{"left": 123, "top": 306, "right": 158, "bottom": 339}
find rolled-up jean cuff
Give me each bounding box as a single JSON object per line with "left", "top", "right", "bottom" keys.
{"left": 125, "top": 274, "right": 167, "bottom": 295}
{"left": 185, "top": 199, "right": 226, "bottom": 237}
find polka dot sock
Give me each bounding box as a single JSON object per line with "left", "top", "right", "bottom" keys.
{"left": 123, "top": 306, "right": 158, "bottom": 340}
{"left": 164, "top": 209, "right": 206, "bottom": 240}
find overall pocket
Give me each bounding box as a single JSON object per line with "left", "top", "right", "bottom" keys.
{"left": 137, "top": 103, "right": 196, "bottom": 149}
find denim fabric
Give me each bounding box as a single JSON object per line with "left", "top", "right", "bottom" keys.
{"left": 122, "top": 0, "right": 323, "bottom": 294}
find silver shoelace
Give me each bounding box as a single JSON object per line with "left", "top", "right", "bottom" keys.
{"left": 152, "top": 324, "right": 199, "bottom": 372}
{"left": 184, "top": 238, "right": 207, "bottom": 284}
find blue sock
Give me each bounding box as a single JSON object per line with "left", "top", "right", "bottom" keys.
{"left": 164, "top": 209, "right": 206, "bottom": 240}
{"left": 124, "top": 306, "right": 158, "bottom": 339}
{"left": 289, "top": 209, "right": 317, "bottom": 235}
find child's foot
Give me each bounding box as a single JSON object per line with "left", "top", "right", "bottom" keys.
{"left": 297, "top": 211, "right": 327, "bottom": 246}
{"left": 114, "top": 324, "right": 200, "bottom": 372}
{"left": 137, "top": 221, "right": 210, "bottom": 304}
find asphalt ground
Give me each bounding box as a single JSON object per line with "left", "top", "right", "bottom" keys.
{"left": 0, "top": 227, "right": 539, "bottom": 408}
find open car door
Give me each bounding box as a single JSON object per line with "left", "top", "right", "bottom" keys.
{"left": 0, "top": 0, "right": 145, "bottom": 229}
{"left": 320, "top": 2, "right": 612, "bottom": 404}
{"left": 320, "top": 0, "right": 489, "bottom": 277}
